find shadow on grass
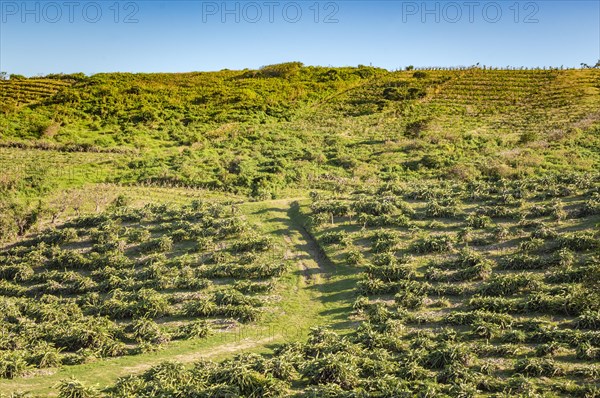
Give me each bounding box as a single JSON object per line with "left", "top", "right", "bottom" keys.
{"left": 250, "top": 206, "right": 288, "bottom": 215}
{"left": 251, "top": 199, "right": 360, "bottom": 333}
{"left": 286, "top": 201, "right": 360, "bottom": 329}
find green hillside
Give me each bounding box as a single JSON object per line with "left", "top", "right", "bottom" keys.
{"left": 1, "top": 65, "right": 599, "bottom": 200}
{"left": 0, "top": 64, "right": 599, "bottom": 397}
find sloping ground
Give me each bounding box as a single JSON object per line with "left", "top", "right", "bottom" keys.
{"left": 2, "top": 68, "right": 598, "bottom": 142}
{"left": 325, "top": 68, "right": 600, "bottom": 137}
{"left": 303, "top": 175, "right": 600, "bottom": 396}
{"left": 0, "top": 198, "right": 358, "bottom": 396}
{"left": 0, "top": 66, "right": 599, "bottom": 396}
{"left": 1, "top": 68, "right": 599, "bottom": 202}
{"left": 10, "top": 175, "right": 598, "bottom": 397}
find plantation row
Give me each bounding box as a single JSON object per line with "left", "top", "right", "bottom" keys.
{"left": 0, "top": 200, "right": 286, "bottom": 378}
{"left": 40, "top": 174, "right": 600, "bottom": 397}
{"left": 0, "top": 78, "right": 72, "bottom": 108}
{"left": 88, "top": 327, "right": 600, "bottom": 398}
{"left": 1, "top": 66, "right": 598, "bottom": 207}
{"left": 304, "top": 174, "right": 600, "bottom": 395}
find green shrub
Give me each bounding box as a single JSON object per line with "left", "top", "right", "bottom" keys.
{"left": 57, "top": 377, "right": 99, "bottom": 398}
{"left": 479, "top": 274, "right": 537, "bottom": 296}
{"left": 412, "top": 234, "right": 454, "bottom": 254}
{"left": 0, "top": 351, "right": 29, "bottom": 379}
{"left": 138, "top": 236, "right": 173, "bottom": 254}
{"left": 575, "top": 342, "right": 599, "bottom": 360}
{"left": 303, "top": 353, "right": 359, "bottom": 390}
{"left": 575, "top": 311, "right": 600, "bottom": 330}
{"left": 425, "top": 200, "right": 459, "bottom": 218}
{"left": 558, "top": 232, "right": 599, "bottom": 251}
{"left": 176, "top": 320, "right": 212, "bottom": 340}
{"left": 423, "top": 343, "right": 471, "bottom": 369}
{"left": 232, "top": 236, "right": 273, "bottom": 252}
{"left": 345, "top": 249, "right": 364, "bottom": 265}
{"left": 320, "top": 231, "right": 350, "bottom": 246}
{"left": 514, "top": 358, "right": 563, "bottom": 377}
{"left": 465, "top": 214, "right": 492, "bottom": 229}
{"left": 129, "top": 318, "right": 169, "bottom": 345}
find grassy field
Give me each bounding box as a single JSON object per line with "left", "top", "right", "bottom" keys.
{"left": 0, "top": 198, "right": 362, "bottom": 396}
{"left": 1, "top": 66, "right": 599, "bottom": 202}
{"left": 0, "top": 65, "right": 599, "bottom": 397}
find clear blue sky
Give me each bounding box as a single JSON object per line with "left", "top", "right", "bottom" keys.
{"left": 1, "top": 1, "right": 598, "bottom": 75}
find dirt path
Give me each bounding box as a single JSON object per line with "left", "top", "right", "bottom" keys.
{"left": 121, "top": 335, "right": 280, "bottom": 375}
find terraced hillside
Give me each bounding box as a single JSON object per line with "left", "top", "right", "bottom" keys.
{"left": 0, "top": 66, "right": 599, "bottom": 202}
{"left": 0, "top": 78, "right": 74, "bottom": 110}
{"left": 0, "top": 65, "right": 599, "bottom": 397}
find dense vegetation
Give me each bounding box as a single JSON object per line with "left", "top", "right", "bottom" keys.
{"left": 304, "top": 175, "right": 600, "bottom": 396}
{"left": 0, "top": 63, "right": 599, "bottom": 396}
{"left": 0, "top": 200, "right": 285, "bottom": 378}
{"left": 44, "top": 175, "right": 598, "bottom": 397}
{"left": 1, "top": 65, "right": 599, "bottom": 203}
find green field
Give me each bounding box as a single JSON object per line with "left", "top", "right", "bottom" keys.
{"left": 0, "top": 64, "right": 599, "bottom": 397}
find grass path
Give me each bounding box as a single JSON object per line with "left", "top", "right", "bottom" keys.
{"left": 0, "top": 198, "right": 359, "bottom": 396}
